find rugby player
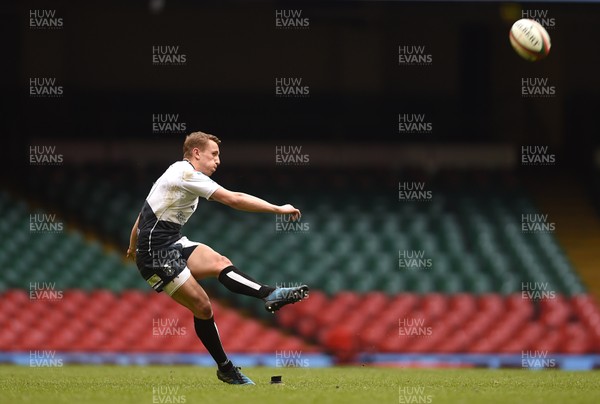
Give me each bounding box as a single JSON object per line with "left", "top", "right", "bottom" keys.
{"left": 126, "top": 131, "right": 309, "bottom": 385}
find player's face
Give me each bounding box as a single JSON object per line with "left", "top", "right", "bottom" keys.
{"left": 196, "top": 140, "right": 221, "bottom": 176}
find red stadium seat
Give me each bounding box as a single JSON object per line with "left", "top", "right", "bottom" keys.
{"left": 530, "top": 330, "right": 561, "bottom": 352}
{"left": 421, "top": 293, "right": 448, "bottom": 322}
{"left": 244, "top": 330, "right": 283, "bottom": 353}
{"left": 4, "top": 289, "right": 600, "bottom": 357}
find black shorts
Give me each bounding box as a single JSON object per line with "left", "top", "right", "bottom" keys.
{"left": 136, "top": 236, "right": 199, "bottom": 294}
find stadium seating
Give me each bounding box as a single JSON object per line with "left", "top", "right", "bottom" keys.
{"left": 277, "top": 292, "right": 600, "bottom": 360}
{"left": 21, "top": 167, "right": 586, "bottom": 298}
{"left": 0, "top": 196, "right": 141, "bottom": 293}
{"left": 0, "top": 288, "right": 316, "bottom": 354}
{"left": 3, "top": 166, "right": 600, "bottom": 359}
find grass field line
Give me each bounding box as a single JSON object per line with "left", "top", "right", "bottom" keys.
{"left": 0, "top": 365, "right": 599, "bottom": 404}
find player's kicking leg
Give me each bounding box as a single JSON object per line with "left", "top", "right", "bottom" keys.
{"left": 170, "top": 241, "right": 307, "bottom": 385}
{"left": 263, "top": 285, "right": 310, "bottom": 313}
{"left": 185, "top": 243, "right": 309, "bottom": 313}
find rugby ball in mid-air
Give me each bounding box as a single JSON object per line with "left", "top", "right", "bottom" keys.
{"left": 509, "top": 19, "right": 551, "bottom": 61}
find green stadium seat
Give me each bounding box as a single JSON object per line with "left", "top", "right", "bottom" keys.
{"left": 2, "top": 167, "right": 591, "bottom": 300}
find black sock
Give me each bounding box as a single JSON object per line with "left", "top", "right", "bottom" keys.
{"left": 194, "top": 316, "right": 232, "bottom": 371}
{"left": 218, "top": 265, "right": 275, "bottom": 299}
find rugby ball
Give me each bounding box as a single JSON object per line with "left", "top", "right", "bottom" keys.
{"left": 509, "top": 19, "right": 551, "bottom": 61}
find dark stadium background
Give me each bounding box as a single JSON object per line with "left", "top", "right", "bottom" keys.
{"left": 7, "top": 1, "right": 599, "bottom": 158}
{"left": 3, "top": 0, "right": 600, "bottom": 372}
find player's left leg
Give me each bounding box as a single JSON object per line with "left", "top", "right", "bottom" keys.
{"left": 167, "top": 273, "right": 254, "bottom": 385}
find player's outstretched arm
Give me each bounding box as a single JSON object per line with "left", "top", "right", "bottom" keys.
{"left": 126, "top": 214, "right": 140, "bottom": 259}
{"left": 210, "top": 187, "right": 301, "bottom": 220}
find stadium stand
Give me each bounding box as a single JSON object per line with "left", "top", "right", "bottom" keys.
{"left": 22, "top": 166, "right": 587, "bottom": 296}
{"left": 0, "top": 288, "right": 315, "bottom": 354}
{"left": 2, "top": 166, "right": 600, "bottom": 364}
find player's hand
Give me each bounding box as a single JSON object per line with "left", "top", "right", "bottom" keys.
{"left": 126, "top": 247, "right": 136, "bottom": 260}
{"left": 279, "top": 204, "right": 301, "bottom": 221}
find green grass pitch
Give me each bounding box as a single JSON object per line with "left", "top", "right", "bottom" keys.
{"left": 0, "top": 365, "right": 599, "bottom": 404}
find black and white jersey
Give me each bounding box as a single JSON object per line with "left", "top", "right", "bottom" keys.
{"left": 137, "top": 160, "right": 220, "bottom": 253}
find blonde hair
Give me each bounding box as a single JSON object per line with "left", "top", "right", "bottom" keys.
{"left": 183, "top": 131, "right": 221, "bottom": 158}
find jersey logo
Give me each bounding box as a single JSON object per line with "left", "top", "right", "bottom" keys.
{"left": 162, "top": 265, "right": 175, "bottom": 277}
{"left": 147, "top": 274, "right": 164, "bottom": 291}
{"left": 175, "top": 211, "right": 186, "bottom": 224}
